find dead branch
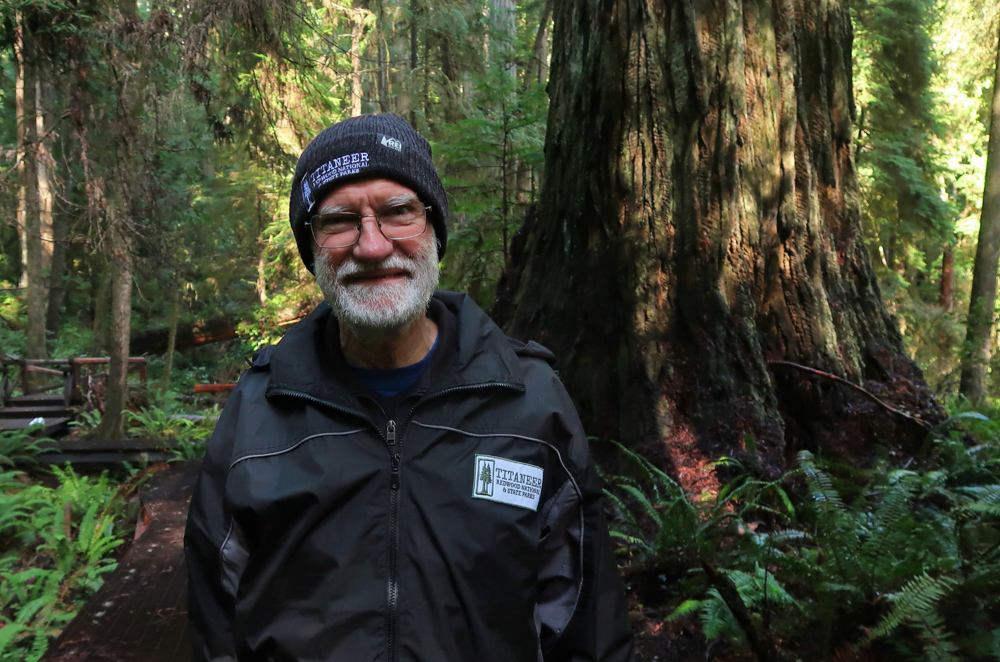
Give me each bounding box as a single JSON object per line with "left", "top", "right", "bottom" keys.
{"left": 767, "top": 360, "right": 931, "bottom": 430}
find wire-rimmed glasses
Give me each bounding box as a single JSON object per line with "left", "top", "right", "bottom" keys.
{"left": 307, "top": 201, "right": 432, "bottom": 249}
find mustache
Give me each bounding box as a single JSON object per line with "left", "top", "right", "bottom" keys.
{"left": 333, "top": 252, "right": 425, "bottom": 282}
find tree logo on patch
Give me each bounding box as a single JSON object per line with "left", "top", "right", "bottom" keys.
{"left": 472, "top": 455, "right": 543, "bottom": 511}
{"left": 475, "top": 457, "right": 495, "bottom": 496}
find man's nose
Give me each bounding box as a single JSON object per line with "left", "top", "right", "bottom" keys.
{"left": 352, "top": 218, "right": 395, "bottom": 261}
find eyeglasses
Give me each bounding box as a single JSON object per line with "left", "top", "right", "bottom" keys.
{"left": 306, "top": 201, "right": 432, "bottom": 249}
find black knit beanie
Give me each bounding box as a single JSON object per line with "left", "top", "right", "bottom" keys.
{"left": 289, "top": 113, "right": 448, "bottom": 273}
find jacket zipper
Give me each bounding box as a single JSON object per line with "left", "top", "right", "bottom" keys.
{"left": 387, "top": 419, "right": 400, "bottom": 662}
{"left": 386, "top": 383, "right": 522, "bottom": 662}
{"left": 270, "top": 382, "right": 523, "bottom": 662}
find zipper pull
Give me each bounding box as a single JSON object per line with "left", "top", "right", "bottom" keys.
{"left": 387, "top": 420, "right": 396, "bottom": 445}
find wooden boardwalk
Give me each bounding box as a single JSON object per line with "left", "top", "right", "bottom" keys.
{"left": 0, "top": 355, "right": 147, "bottom": 433}
{"left": 41, "top": 460, "right": 199, "bottom": 662}
{"left": 35, "top": 438, "right": 183, "bottom": 465}
{"left": 0, "top": 394, "right": 73, "bottom": 435}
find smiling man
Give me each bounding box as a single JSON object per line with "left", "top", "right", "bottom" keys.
{"left": 184, "top": 114, "right": 633, "bottom": 662}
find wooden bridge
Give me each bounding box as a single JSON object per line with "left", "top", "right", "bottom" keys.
{"left": 0, "top": 355, "right": 147, "bottom": 435}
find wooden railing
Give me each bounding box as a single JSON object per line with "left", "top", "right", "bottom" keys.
{"left": 2, "top": 357, "right": 147, "bottom": 407}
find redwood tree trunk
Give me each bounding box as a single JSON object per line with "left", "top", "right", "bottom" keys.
{"left": 351, "top": 3, "right": 364, "bottom": 116}
{"left": 96, "top": 226, "right": 132, "bottom": 440}
{"left": 940, "top": 242, "right": 955, "bottom": 312}
{"left": 17, "top": 14, "right": 46, "bottom": 359}
{"left": 497, "top": 0, "right": 938, "bottom": 483}
{"left": 960, "top": 22, "right": 1000, "bottom": 404}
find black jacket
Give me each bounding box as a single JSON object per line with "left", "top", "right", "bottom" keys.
{"left": 184, "top": 291, "right": 633, "bottom": 662}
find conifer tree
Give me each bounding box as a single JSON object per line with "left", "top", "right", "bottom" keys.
{"left": 960, "top": 21, "right": 1000, "bottom": 403}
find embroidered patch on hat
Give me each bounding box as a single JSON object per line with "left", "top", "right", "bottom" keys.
{"left": 302, "top": 176, "right": 314, "bottom": 211}
{"left": 472, "top": 455, "right": 543, "bottom": 511}
{"left": 379, "top": 134, "right": 402, "bottom": 152}
{"left": 305, "top": 152, "right": 371, "bottom": 211}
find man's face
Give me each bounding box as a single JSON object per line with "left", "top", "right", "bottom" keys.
{"left": 312, "top": 178, "right": 439, "bottom": 339}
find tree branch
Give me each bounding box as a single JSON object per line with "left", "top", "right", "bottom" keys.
{"left": 767, "top": 360, "right": 931, "bottom": 429}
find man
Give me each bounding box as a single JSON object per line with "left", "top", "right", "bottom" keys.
{"left": 184, "top": 113, "right": 634, "bottom": 662}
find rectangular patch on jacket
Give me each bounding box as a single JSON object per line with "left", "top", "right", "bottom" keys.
{"left": 472, "top": 455, "right": 543, "bottom": 511}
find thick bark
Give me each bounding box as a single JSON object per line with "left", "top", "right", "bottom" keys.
{"left": 409, "top": 0, "right": 418, "bottom": 126}
{"left": 92, "top": 258, "right": 111, "bottom": 354}
{"left": 496, "top": 0, "right": 938, "bottom": 481}
{"left": 162, "top": 289, "right": 179, "bottom": 387}
{"left": 37, "top": 74, "right": 55, "bottom": 273}
{"left": 17, "top": 16, "right": 46, "bottom": 360}
{"left": 940, "top": 242, "right": 955, "bottom": 313}
{"left": 377, "top": 35, "right": 388, "bottom": 113}
{"left": 489, "top": 0, "right": 516, "bottom": 79}
{"left": 96, "top": 226, "right": 132, "bottom": 440}
{"left": 528, "top": 0, "right": 552, "bottom": 87}
{"left": 46, "top": 132, "right": 72, "bottom": 334}
{"left": 960, "top": 23, "right": 1000, "bottom": 404}
{"left": 351, "top": 4, "right": 364, "bottom": 116}
{"left": 45, "top": 209, "right": 69, "bottom": 334}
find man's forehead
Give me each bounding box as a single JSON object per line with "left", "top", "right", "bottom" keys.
{"left": 319, "top": 177, "right": 418, "bottom": 206}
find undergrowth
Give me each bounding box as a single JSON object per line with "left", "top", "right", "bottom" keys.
{"left": 605, "top": 408, "right": 1000, "bottom": 661}
{"left": 0, "top": 430, "right": 140, "bottom": 661}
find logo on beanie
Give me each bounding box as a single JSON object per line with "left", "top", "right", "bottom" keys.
{"left": 301, "top": 177, "right": 313, "bottom": 209}
{"left": 303, "top": 152, "right": 371, "bottom": 210}
{"left": 379, "top": 134, "right": 402, "bottom": 152}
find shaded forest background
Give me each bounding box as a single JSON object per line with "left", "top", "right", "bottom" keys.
{"left": 4, "top": 0, "right": 1000, "bottom": 659}
{"left": 2, "top": 0, "right": 999, "bottom": 438}
{"left": 1, "top": 0, "right": 998, "bottom": 430}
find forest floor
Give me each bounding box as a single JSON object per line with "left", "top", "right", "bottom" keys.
{"left": 40, "top": 460, "right": 197, "bottom": 662}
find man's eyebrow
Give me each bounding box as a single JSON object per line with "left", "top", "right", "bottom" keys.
{"left": 315, "top": 203, "right": 352, "bottom": 216}
{"left": 314, "top": 193, "right": 419, "bottom": 217}
{"left": 380, "top": 193, "right": 420, "bottom": 207}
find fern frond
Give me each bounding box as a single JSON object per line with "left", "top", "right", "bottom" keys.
{"left": 618, "top": 484, "right": 663, "bottom": 527}
{"left": 958, "top": 502, "right": 1000, "bottom": 517}
{"left": 665, "top": 599, "right": 705, "bottom": 622}
{"left": 858, "top": 480, "right": 914, "bottom": 587}
{"left": 866, "top": 573, "right": 958, "bottom": 643}
{"left": 910, "top": 610, "right": 961, "bottom": 662}
{"left": 797, "top": 451, "right": 844, "bottom": 512}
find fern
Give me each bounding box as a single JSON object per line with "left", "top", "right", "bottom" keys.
{"left": 858, "top": 477, "right": 916, "bottom": 590}
{"left": 798, "top": 451, "right": 845, "bottom": 512}
{"left": 0, "top": 459, "right": 131, "bottom": 661}
{"left": 910, "top": 610, "right": 962, "bottom": 662}
{"left": 866, "top": 573, "right": 958, "bottom": 642}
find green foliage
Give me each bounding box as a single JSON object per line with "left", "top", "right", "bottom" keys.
{"left": 122, "top": 404, "right": 217, "bottom": 461}
{"left": 69, "top": 408, "right": 102, "bottom": 434}
{"left": 0, "top": 290, "right": 26, "bottom": 360}
{"left": 0, "top": 446, "right": 132, "bottom": 661}
{"left": 436, "top": 62, "right": 547, "bottom": 306}
{"left": 0, "top": 429, "right": 47, "bottom": 466}
{"left": 607, "top": 412, "right": 1000, "bottom": 659}
{"left": 852, "top": 0, "right": 999, "bottom": 395}
{"left": 124, "top": 405, "right": 215, "bottom": 440}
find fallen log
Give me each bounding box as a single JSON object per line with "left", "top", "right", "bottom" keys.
{"left": 130, "top": 313, "right": 308, "bottom": 355}
{"left": 130, "top": 315, "right": 239, "bottom": 355}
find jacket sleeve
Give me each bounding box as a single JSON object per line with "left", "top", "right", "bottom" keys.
{"left": 184, "top": 391, "right": 242, "bottom": 662}
{"left": 537, "top": 394, "right": 634, "bottom": 661}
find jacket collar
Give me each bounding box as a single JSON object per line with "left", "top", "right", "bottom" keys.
{"left": 264, "top": 291, "right": 524, "bottom": 411}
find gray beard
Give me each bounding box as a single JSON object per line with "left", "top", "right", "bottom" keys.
{"left": 314, "top": 240, "right": 440, "bottom": 344}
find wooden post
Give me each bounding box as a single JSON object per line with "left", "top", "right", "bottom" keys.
{"left": 70, "top": 358, "right": 81, "bottom": 403}
{"left": 20, "top": 360, "right": 30, "bottom": 395}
